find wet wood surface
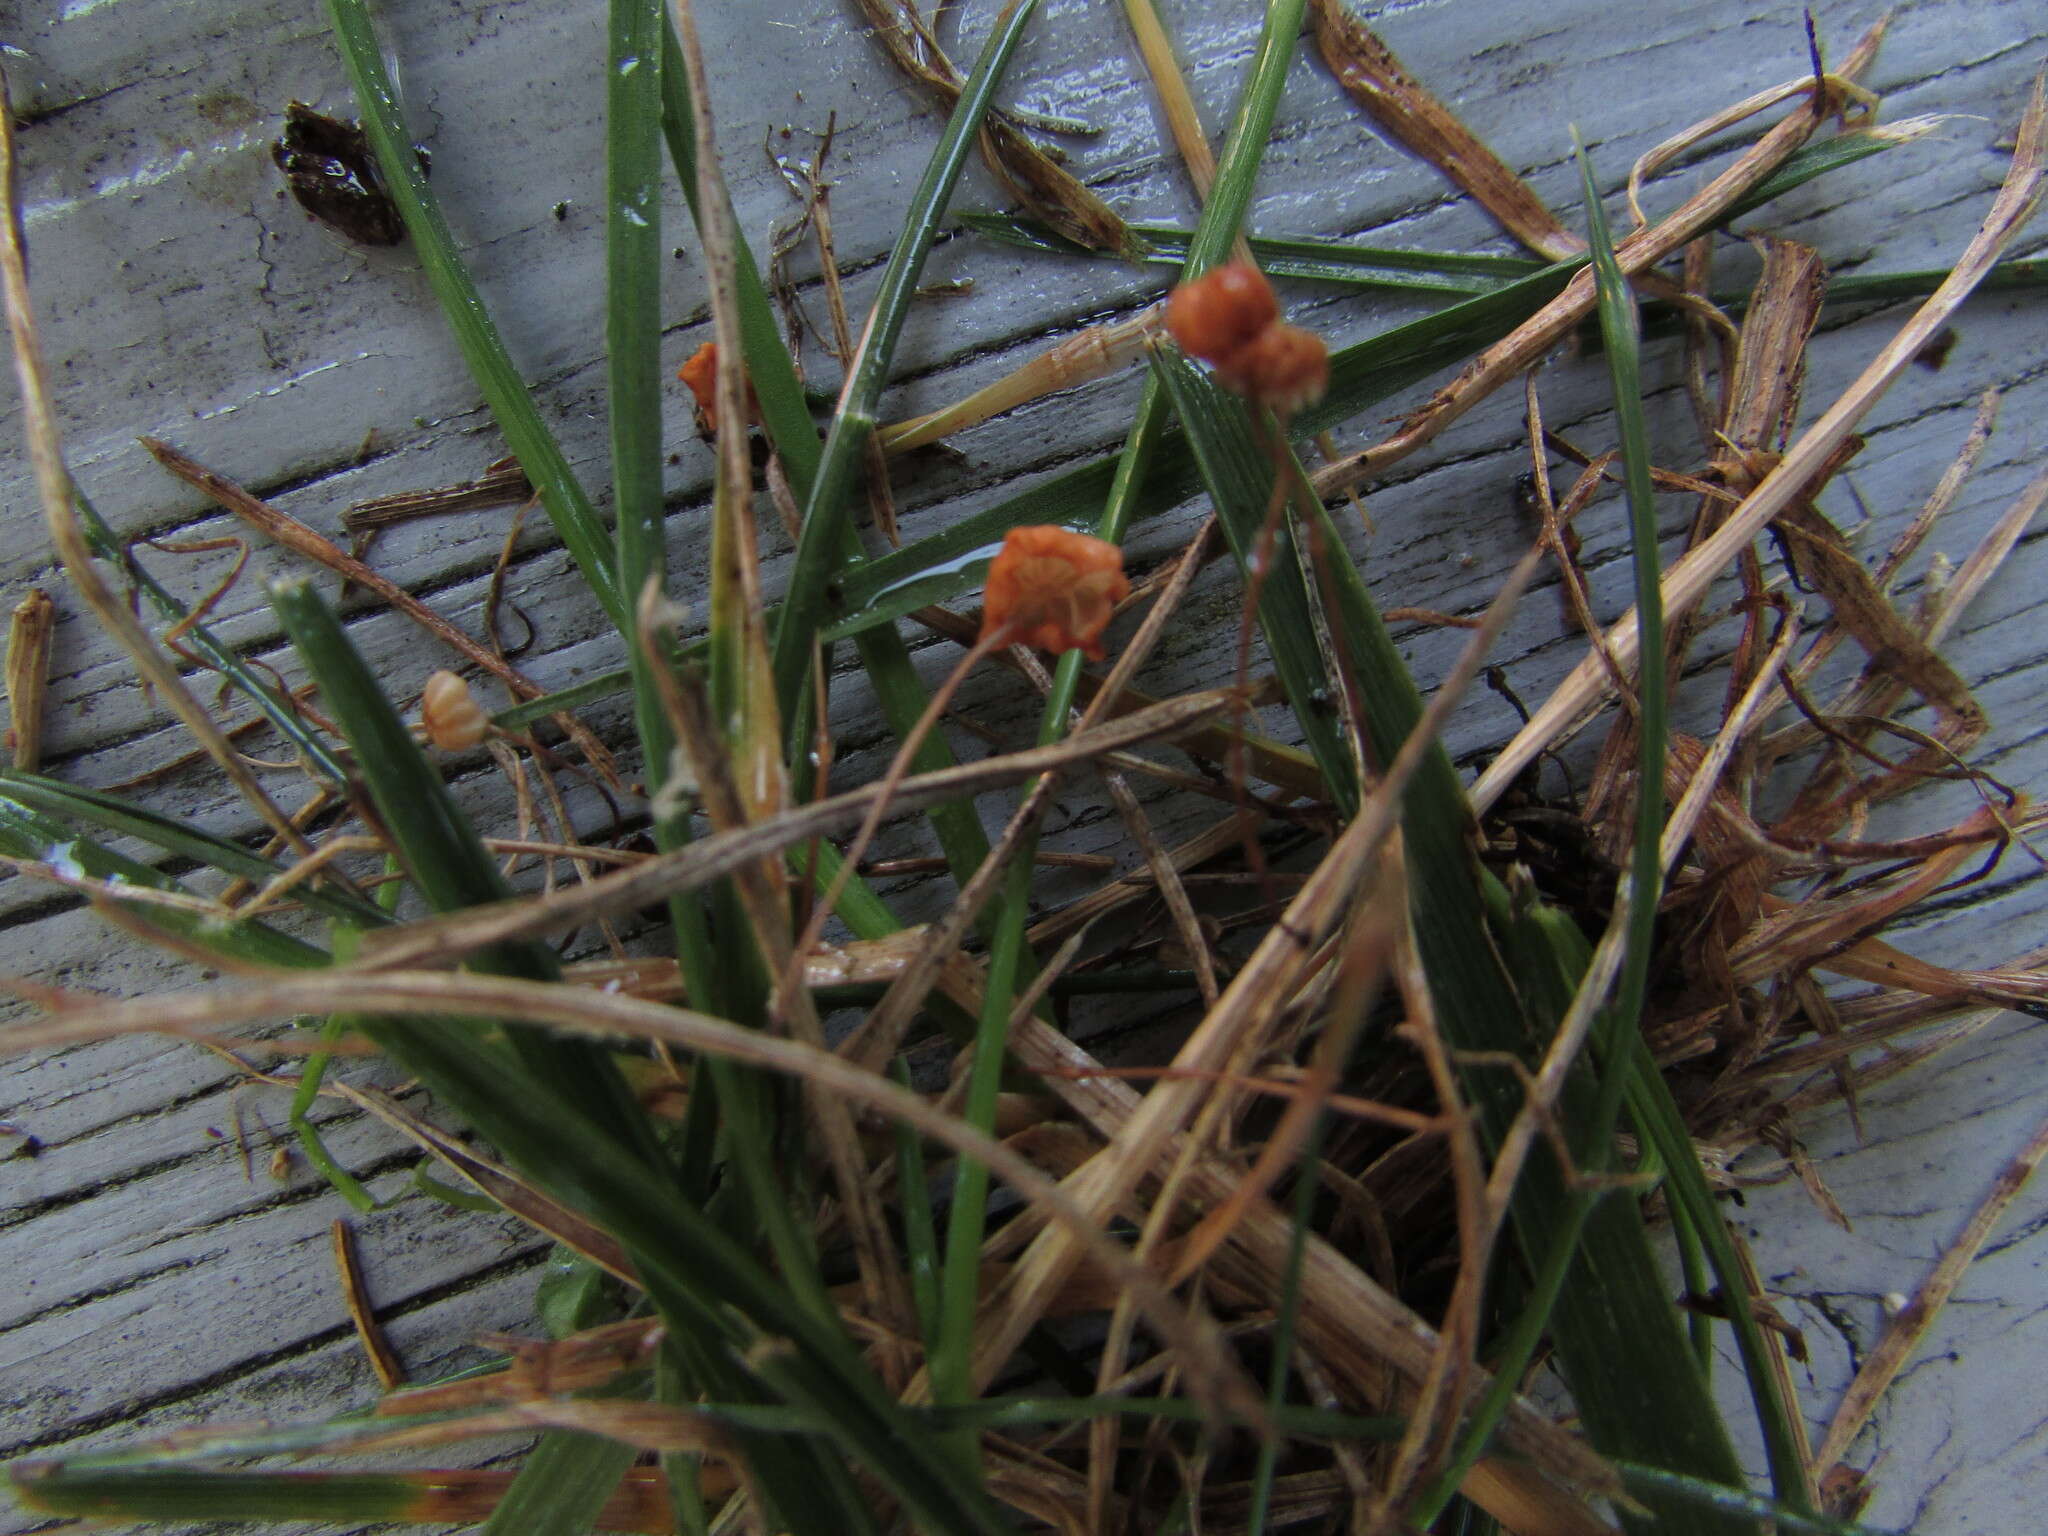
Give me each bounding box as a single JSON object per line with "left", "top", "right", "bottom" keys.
{"left": 2, "top": 1, "right": 2044, "bottom": 1530}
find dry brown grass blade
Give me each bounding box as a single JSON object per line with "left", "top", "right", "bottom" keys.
{"left": 4, "top": 586, "right": 53, "bottom": 771}
{"left": 567, "top": 930, "right": 986, "bottom": 1004}
{"left": 342, "top": 454, "right": 531, "bottom": 533}
{"left": 1626, "top": 65, "right": 1882, "bottom": 232}
{"left": 976, "top": 1007, "right": 1621, "bottom": 1512}
{"left": 942, "top": 548, "right": 1631, "bottom": 1530}
{"left": 1313, "top": 27, "right": 1889, "bottom": 500}
{"left": 1473, "top": 66, "right": 2048, "bottom": 813}
{"left": 1813, "top": 1110, "right": 2048, "bottom": 1474}
{"left": 1716, "top": 238, "right": 1826, "bottom": 469}
{"left": 355, "top": 688, "right": 1234, "bottom": 973}
{"left": 913, "top": 600, "right": 1328, "bottom": 798}
{"left": 140, "top": 437, "right": 622, "bottom": 789}
{"left": 1874, "top": 385, "right": 2002, "bottom": 592}
{"left": 143, "top": 439, "right": 541, "bottom": 702}
{"left": 331, "top": 1080, "right": 638, "bottom": 1282}
{"left": 1119, "top": 0, "right": 1217, "bottom": 195}
{"left": 4, "top": 967, "right": 1259, "bottom": 1420}
{"left": 1917, "top": 460, "right": 2048, "bottom": 650}
{"left": 1168, "top": 843, "right": 1406, "bottom": 1286}
{"left": 978, "top": 543, "right": 1541, "bottom": 1392}
{"left": 1785, "top": 459, "right": 2048, "bottom": 821}
{"left": 378, "top": 1318, "right": 667, "bottom": 1415}
{"left": 331, "top": 1216, "right": 406, "bottom": 1392}
{"left": 0, "top": 79, "right": 312, "bottom": 857}
{"left": 853, "top": 0, "right": 1136, "bottom": 255}
{"left": 1769, "top": 490, "right": 1986, "bottom": 823}
{"left": 1026, "top": 809, "right": 1258, "bottom": 947}
{"left": 1756, "top": 385, "right": 2001, "bottom": 766}
{"left": 1726, "top": 800, "right": 2021, "bottom": 989}
{"left": 1308, "top": 0, "right": 1580, "bottom": 259}
{"left": 877, "top": 307, "right": 1163, "bottom": 453}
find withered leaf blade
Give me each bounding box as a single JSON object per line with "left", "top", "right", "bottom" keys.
{"left": 1308, "top": 0, "right": 1578, "bottom": 259}
{"left": 4, "top": 587, "right": 54, "bottom": 772}
{"left": 853, "top": 0, "right": 1139, "bottom": 256}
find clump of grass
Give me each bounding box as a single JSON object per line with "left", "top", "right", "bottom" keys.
{"left": 2, "top": 4, "right": 2044, "bottom": 1534}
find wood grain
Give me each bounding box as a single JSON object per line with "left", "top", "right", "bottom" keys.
{"left": 1, "top": 2, "right": 2044, "bottom": 1531}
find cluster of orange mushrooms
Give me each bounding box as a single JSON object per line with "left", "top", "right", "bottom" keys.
{"left": 424, "top": 262, "right": 1326, "bottom": 745}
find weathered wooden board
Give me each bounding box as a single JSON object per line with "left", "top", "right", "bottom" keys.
{"left": 1, "top": 0, "right": 2044, "bottom": 1530}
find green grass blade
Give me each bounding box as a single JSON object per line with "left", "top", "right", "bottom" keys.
{"left": 6, "top": 1468, "right": 427, "bottom": 1525}
{"left": 607, "top": 0, "right": 721, "bottom": 1019}
{"left": 320, "top": 0, "right": 625, "bottom": 632}
{"left": 498, "top": 105, "right": 663, "bottom": 1442}
{"left": 1574, "top": 135, "right": 1666, "bottom": 1167}
{"left": 891, "top": 1057, "right": 944, "bottom": 1351}
{"left": 929, "top": 0, "right": 1314, "bottom": 1432}
{"left": 478, "top": 1426, "right": 639, "bottom": 1536}
{"left": 1584, "top": 134, "right": 1813, "bottom": 1518}
{"left": 0, "top": 770, "right": 387, "bottom": 927}
{"left": 268, "top": 577, "right": 666, "bottom": 1157}
{"left": 0, "top": 795, "right": 329, "bottom": 971}
{"left": 962, "top": 210, "right": 1540, "bottom": 292}
{"left": 767, "top": 0, "right": 1042, "bottom": 729}
{"left": 352, "top": 1013, "right": 1004, "bottom": 1533}
{"left": 1613, "top": 1461, "right": 1910, "bottom": 1536}
{"left": 1825, "top": 252, "right": 2047, "bottom": 303}
{"left": 1243, "top": 1114, "right": 1332, "bottom": 1532}
{"left": 824, "top": 259, "right": 1581, "bottom": 636}
{"left": 269, "top": 583, "right": 1003, "bottom": 1534}
{"left": 961, "top": 128, "right": 1916, "bottom": 290}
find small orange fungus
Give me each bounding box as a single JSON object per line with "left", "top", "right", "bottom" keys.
{"left": 980, "top": 526, "right": 1131, "bottom": 661}
{"left": 1164, "top": 261, "right": 1278, "bottom": 365}
{"left": 1216, "top": 323, "right": 1330, "bottom": 416}
{"left": 676, "top": 342, "right": 759, "bottom": 435}
{"left": 421, "top": 669, "right": 489, "bottom": 751}
{"left": 1164, "top": 261, "right": 1328, "bottom": 413}
{"left": 677, "top": 341, "right": 720, "bottom": 426}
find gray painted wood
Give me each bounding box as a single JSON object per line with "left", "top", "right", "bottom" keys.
{"left": 1, "top": 1, "right": 2043, "bottom": 1530}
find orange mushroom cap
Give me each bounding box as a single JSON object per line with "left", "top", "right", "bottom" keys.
{"left": 1164, "top": 262, "right": 1327, "bottom": 414}
{"left": 1164, "top": 262, "right": 1278, "bottom": 366}
{"left": 676, "top": 341, "right": 760, "bottom": 435}
{"left": 980, "top": 526, "right": 1131, "bottom": 661}
{"left": 678, "top": 341, "right": 719, "bottom": 417}
{"left": 1213, "top": 322, "right": 1329, "bottom": 415}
